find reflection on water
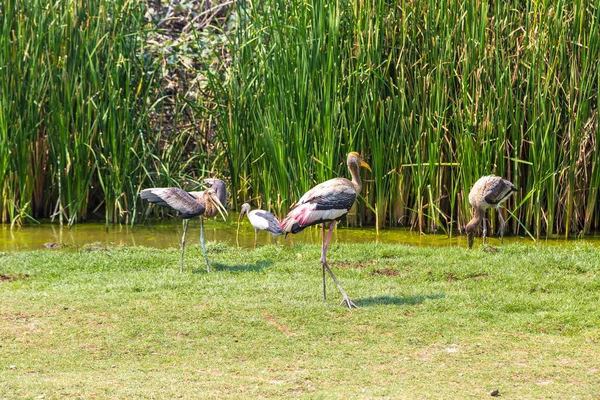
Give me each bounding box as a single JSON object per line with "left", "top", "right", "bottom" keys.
{"left": 1, "top": 216, "right": 599, "bottom": 252}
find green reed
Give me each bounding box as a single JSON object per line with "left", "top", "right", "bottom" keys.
{"left": 0, "top": 0, "right": 165, "bottom": 226}
{"left": 209, "top": 0, "right": 600, "bottom": 237}
{"left": 1, "top": 0, "right": 598, "bottom": 237}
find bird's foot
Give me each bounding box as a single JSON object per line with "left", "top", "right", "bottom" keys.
{"left": 339, "top": 296, "right": 358, "bottom": 309}
{"left": 482, "top": 244, "right": 498, "bottom": 253}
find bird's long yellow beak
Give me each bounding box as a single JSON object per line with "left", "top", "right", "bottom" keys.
{"left": 360, "top": 161, "right": 372, "bottom": 172}
{"left": 211, "top": 195, "right": 228, "bottom": 221}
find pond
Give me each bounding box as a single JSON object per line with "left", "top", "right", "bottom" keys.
{"left": 2, "top": 215, "right": 598, "bottom": 252}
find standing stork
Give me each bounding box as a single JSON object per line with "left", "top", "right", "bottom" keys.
{"left": 280, "top": 152, "right": 371, "bottom": 308}
{"left": 140, "top": 179, "right": 228, "bottom": 272}
{"left": 239, "top": 203, "right": 284, "bottom": 248}
{"left": 466, "top": 175, "right": 517, "bottom": 249}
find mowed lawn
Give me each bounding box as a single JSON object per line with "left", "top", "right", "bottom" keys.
{"left": 1, "top": 241, "right": 599, "bottom": 399}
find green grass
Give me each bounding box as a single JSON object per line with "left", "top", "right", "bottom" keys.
{"left": 1, "top": 243, "right": 599, "bottom": 398}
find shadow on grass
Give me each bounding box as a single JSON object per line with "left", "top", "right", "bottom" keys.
{"left": 354, "top": 293, "right": 445, "bottom": 307}
{"left": 192, "top": 261, "right": 274, "bottom": 274}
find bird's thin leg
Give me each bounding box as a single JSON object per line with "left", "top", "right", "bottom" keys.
{"left": 254, "top": 229, "right": 258, "bottom": 249}
{"left": 482, "top": 217, "right": 488, "bottom": 245}
{"left": 321, "top": 223, "right": 327, "bottom": 300}
{"left": 321, "top": 221, "right": 357, "bottom": 309}
{"left": 498, "top": 207, "right": 506, "bottom": 244}
{"left": 200, "top": 217, "right": 210, "bottom": 273}
{"left": 180, "top": 219, "right": 189, "bottom": 273}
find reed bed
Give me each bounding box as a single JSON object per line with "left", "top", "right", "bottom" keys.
{"left": 0, "top": 0, "right": 221, "bottom": 226}
{"left": 0, "top": 0, "right": 598, "bottom": 239}
{"left": 211, "top": 0, "right": 600, "bottom": 238}
{"left": 0, "top": 0, "right": 151, "bottom": 225}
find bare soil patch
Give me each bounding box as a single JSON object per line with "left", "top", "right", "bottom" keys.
{"left": 0, "top": 273, "right": 29, "bottom": 282}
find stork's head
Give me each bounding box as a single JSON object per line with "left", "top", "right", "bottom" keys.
{"left": 203, "top": 178, "right": 228, "bottom": 209}
{"left": 347, "top": 152, "right": 371, "bottom": 172}
{"left": 204, "top": 187, "right": 228, "bottom": 221}
{"left": 239, "top": 203, "right": 251, "bottom": 222}
{"left": 465, "top": 208, "right": 484, "bottom": 249}
{"left": 466, "top": 227, "right": 475, "bottom": 249}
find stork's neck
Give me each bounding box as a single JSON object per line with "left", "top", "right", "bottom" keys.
{"left": 204, "top": 198, "right": 217, "bottom": 218}
{"left": 348, "top": 160, "right": 362, "bottom": 193}
{"left": 466, "top": 208, "right": 484, "bottom": 233}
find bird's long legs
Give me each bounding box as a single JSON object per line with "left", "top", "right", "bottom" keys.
{"left": 180, "top": 219, "right": 189, "bottom": 273}
{"left": 254, "top": 229, "right": 258, "bottom": 249}
{"left": 320, "top": 221, "right": 357, "bottom": 309}
{"left": 200, "top": 217, "right": 210, "bottom": 272}
{"left": 498, "top": 207, "right": 506, "bottom": 244}
{"left": 321, "top": 224, "right": 327, "bottom": 300}
{"left": 482, "top": 217, "right": 488, "bottom": 245}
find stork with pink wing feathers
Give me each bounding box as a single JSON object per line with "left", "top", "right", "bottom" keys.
{"left": 280, "top": 152, "right": 371, "bottom": 308}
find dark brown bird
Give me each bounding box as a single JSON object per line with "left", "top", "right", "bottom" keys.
{"left": 140, "top": 179, "right": 228, "bottom": 272}
{"left": 466, "top": 175, "right": 517, "bottom": 248}
{"left": 280, "top": 152, "right": 371, "bottom": 308}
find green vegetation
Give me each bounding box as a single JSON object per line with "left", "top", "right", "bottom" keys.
{"left": 0, "top": 0, "right": 225, "bottom": 226}
{"left": 1, "top": 243, "right": 599, "bottom": 398}
{"left": 215, "top": 0, "right": 600, "bottom": 238}
{"left": 1, "top": 0, "right": 599, "bottom": 239}
{"left": 0, "top": 0, "right": 155, "bottom": 225}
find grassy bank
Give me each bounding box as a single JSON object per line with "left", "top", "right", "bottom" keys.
{"left": 1, "top": 243, "right": 599, "bottom": 398}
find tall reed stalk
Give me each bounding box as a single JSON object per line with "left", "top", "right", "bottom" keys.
{"left": 0, "top": 0, "right": 162, "bottom": 225}
{"left": 1, "top": 0, "right": 598, "bottom": 237}
{"left": 209, "top": 0, "right": 600, "bottom": 237}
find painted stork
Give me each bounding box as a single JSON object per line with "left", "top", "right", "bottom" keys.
{"left": 466, "top": 175, "right": 517, "bottom": 248}
{"left": 140, "top": 179, "right": 228, "bottom": 272}
{"left": 239, "top": 203, "right": 284, "bottom": 248}
{"left": 280, "top": 152, "right": 371, "bottom": 308}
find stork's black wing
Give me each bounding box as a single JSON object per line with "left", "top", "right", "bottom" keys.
{"left": 140, "top": 188, "right": 205, "bottom": 219}
{"left": 483, "top": 178, "right": 517, "bottom": 206}
{"left": 254, "top": 210, "right": 284, "bottom": 235}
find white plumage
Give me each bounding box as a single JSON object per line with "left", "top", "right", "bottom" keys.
{"left": 247, "top": 211, "right": 270, "bottom": 231}
{"left": 239, "top": 203, "right": 284, "bottom": 248}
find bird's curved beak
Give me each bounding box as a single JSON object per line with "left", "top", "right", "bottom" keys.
{"left": 360, "top": 160, "right": 372, "bottom": 172}
{"left": 238, "top": 209, "right": 245, "bottom": 222}
{"left": 211, "top": 194, "right": 228, "bottom": 221}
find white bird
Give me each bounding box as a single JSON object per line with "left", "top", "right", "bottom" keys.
{"left": 280, "top": 152, "right": 371, "bottom": 308}
{"left": 466, "top": 175, "right": 517, "bottom": 248}
{"left": 239, "top": 203, "right": 284, "bottom": 248}
{"left": 140, "top": 179, "right": 228, "bottom": 272}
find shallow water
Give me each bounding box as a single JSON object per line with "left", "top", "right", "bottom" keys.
{"left": 1, "top": 216, "right": 599, "bottom": 252}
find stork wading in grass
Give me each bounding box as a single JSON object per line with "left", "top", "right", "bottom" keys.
{"left": 239, "top": 203, "right": 284, "bottom": 248}
{"left": 140, "top": 179, "right": 228, "bottom": 272}
{"left": 280, "top": 152, "right": 371, "bottom": 308}
{"left": 466, "top": 175, "right": 517, "bottom": 249}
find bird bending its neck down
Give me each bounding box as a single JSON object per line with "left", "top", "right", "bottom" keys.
{"left": 466, "top": 208, "right": 485, "bottom": 249}
{"left": 466, "top": 174, "right": 517, "bottom": 248}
